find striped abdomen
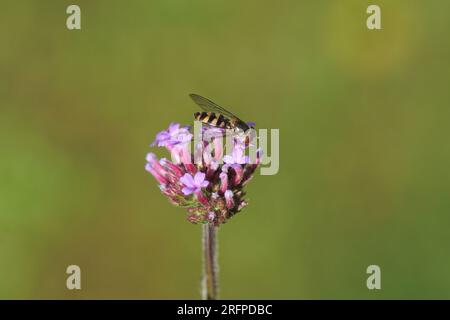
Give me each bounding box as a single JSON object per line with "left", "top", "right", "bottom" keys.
{"left": 194, "top": 111, "right": 232, "bottom": 129}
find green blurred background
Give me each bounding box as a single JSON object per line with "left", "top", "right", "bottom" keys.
{"left": 1, "top": 0, "right": 450, "bottom": 299}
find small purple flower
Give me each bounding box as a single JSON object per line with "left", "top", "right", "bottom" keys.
{"left": 223, "top": 146, "right": 248, "bottom": 184}
{"left": 180, "top": 172, "right": 209, "bottom": 196}
{"left": 223, "top": 149, "right": 248, "bottom": 166}
{"left": 151, "top": 123, "right": 192, "bottom": 147}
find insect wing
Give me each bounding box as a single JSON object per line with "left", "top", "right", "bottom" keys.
{"left": 189, "top": 93, "right": 239, "bottom": 120}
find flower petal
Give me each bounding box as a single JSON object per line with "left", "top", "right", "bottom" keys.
{"left": 146, "top": 153, "right": 157, "bottom": 163}
{"left": 169, "top": 123, "right": 180, "bottom": 133}
{"left": 194, "top": 172, "right": 206, "bottom": 186}
{"left": 178, "top": 132, "right": 193, "bottom": 144}
{"left": 182, "top": 187, "right": 194, "bottom": 195}
{"left": 180, "top": 173, "right": 195, "bottom": 188}
{"left": 201, "top": 180, "right": 209, "bottom": 188}
{"left": 223, "top": 155, "right": 234, "bottom": 164}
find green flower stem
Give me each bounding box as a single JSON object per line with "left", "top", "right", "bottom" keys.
{"left": 202, "top": 224, "right": 218, "bottom": 300}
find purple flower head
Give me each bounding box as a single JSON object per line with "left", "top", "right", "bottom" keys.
{"left": 146, "top": 118, "right": 260, "bottom": 226}
{"left": 180, "top": 172, "right": 209, "bottom": 196}
{"left": 151, "top": 123, "right": 193, "bottom": 147}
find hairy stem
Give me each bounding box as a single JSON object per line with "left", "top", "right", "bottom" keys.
{"left": 202, "top": 224, "right": 218, "bottom": 300}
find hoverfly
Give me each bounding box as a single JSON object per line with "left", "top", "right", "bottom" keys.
{"left": 189, "top": 93, "right": 253, "bottom": 134}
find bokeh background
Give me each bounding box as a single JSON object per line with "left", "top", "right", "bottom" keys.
{"left": 1, "top": 0, "right": 450, "bottom": 299}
